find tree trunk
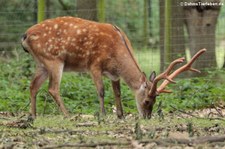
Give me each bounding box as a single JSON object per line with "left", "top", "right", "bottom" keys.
{"left": 160, "top": 0, "right": 185, "bottom": 72}
{"left": 159, "top": 0, "right": 165, "bottom": 71}
{"left": 183, "top": 0, "right": 221, "bottom": 72}
{"left": 171, "top": 0, "right": 185, "bottom": 60}
{"left": 77, "top": 0, "right": 97, "bottom": 21}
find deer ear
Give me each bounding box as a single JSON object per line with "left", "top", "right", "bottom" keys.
{"left": 149, "top": 71, "right": 156, "bottom": 82}
{"left": 139, "top": 74, "right": 147, "bottom": 91}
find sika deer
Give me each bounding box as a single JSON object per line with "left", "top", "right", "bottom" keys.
{"left": 21, "top": 16, "right": 206, "bottom": 119}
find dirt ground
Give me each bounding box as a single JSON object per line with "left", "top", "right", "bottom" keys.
{"left": 0, "top": 107, "right": 225, "bottom": 149}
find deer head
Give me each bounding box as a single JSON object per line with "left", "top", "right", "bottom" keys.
{"left": 134, "top": 49, "right": 206, "bottom": 118}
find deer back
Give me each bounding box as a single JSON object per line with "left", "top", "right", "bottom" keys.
{"left": 22, "top": 17, "right": 136, "bottom": 73}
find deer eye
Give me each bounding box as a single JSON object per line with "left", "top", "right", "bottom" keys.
{"left": 144, "top": 100, "right": 150, "bottom": 105}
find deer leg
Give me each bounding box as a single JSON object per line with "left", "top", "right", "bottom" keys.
{"left": 91, "top": 69, "right": 106, "bottom": 115}
{"left": 48, "top": 63, "right": 69, "bottom": 117}
{"left": 112, "top": 80, "right": 124, "bottom": 118}
{"left": 30, "top": 67, "right": 48, "bottom": 119}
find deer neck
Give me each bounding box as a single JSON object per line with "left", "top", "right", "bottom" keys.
{"left": 120, "top": 60, "right": 143, "bottom": 91}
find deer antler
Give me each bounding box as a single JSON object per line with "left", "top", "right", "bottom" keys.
{"left": 148, "top": 57, "right": 185, "bottom": 96}
{"left": 149, "top": 48, "right": 206, "bottom": 96}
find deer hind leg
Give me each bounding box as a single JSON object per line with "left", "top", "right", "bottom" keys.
{"left": 112, "top": 80, "right": 124, "bottom": 118}
{"left": 47, "top": 62, "right": 69, "bottom": 117}
{"left": 90, "top": 68, "right": 106, "bottom": 116}
{"left": 30, "top": 67, "right": 48, "bottom": 119}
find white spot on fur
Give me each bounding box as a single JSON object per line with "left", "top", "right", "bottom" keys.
{"left": 54, "top": 24, "right": 58, "bottom": 29}
{"left": 30, "top": 35, "right": 39, "bottom": 40}
{"left": 82, "top": 29, "right": 87, "bottom": 32}
{"left": 37, "top": 43, "right": 41, "bottom": 48}
{"left": 77, "top": 29, "right": 81, "bottom": 35}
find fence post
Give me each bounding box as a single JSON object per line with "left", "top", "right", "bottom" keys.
{"left": 164, "top": 0, "right": 171, "bottom": 64}
{"left": 143, "top": 0, "right": 149, "bottom": 48}
{"left": 97, "top": 0, "right": 105, "bottom": 22}
{"left": 38, "top": 0, "right": 45, "bottom": 23}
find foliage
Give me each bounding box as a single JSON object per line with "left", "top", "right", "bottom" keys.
{"left": 0, "top": 49, "right": 224, "bottom": 116}
{"left": 157, "top": 69, "right": 225, "bottom": 113}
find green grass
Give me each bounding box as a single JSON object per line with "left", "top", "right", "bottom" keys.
{"left": 0, "top": 48, "right": 225, "bottom": 116}
{"left": 135, "top": 49, "right": 160, "bottom": 75}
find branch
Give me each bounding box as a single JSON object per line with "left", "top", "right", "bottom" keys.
{"left": 170, "top": 105, "right": 225, "bottom": 122}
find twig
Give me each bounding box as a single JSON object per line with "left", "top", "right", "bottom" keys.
{"left": 42, "top": 135, "right": 225, "bottom": 148}
{"left": 213, "top": 104, "right": 224, "bottom": 117}
{"left": 42, "top": 142, "right": 130, "bottom": 149}
{"left": 170, "top": 105, "right": 225, "bottom": 121}
{"left": 141, "top": 135, "right": 225, "bottom": 146}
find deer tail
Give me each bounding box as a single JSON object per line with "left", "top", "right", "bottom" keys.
{"left": 21, "top": 33, "right": 29, "bottom": 53}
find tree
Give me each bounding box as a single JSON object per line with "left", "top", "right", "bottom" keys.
{"left": 183, "top": 0, "right": 221, "bottom": 72}
{"left": 159, "top": 0, "right": 185, "bottom": 71}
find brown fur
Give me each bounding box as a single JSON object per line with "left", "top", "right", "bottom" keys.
{"left": 21, "top": 16, "right": 154, "bottom": 119}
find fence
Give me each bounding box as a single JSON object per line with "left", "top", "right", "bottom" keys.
{"left": 0, "top": 0, "right": 224, "bottom": 73}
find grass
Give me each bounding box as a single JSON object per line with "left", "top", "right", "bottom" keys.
{"left": 0, "top": 48, "right": 224, "bottom": 116}
{"left": 0, "top": 49, "right": 225, "bottom": 148}
{"left": 0, "top": 113, "right": 225, "bottom": 148}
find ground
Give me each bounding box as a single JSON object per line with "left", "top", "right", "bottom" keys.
{"left": 0, "top": 108, "right": 225, "bottom": 149}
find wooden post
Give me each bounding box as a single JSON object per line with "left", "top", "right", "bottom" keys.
{"left": 143, "top": 0, "right": 149, "bottom": 48}
{"left": 38, "top": 0, "right": 45, "bottom": 23}
{"left": 97, "top": 0, "right": 105, "bottom": 22}
{"left": 164, "top": 0, "right": 171, "bottom": 64}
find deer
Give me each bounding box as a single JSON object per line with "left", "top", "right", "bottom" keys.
{"left": 21, "top": 16, "right": 206, "bottom": 119}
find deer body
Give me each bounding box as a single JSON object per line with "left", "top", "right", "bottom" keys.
{"left": 22, "top": 16, "right": 206, "bottom": 119}
{"left": 22, "top": 17, "right": 146, "bottom": 118}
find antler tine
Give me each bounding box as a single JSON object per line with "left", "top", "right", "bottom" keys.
{"left": 148, "top": 57, "right": 185, "bottom": 96}
{"left": 157, "top": 48, "right": 207, "bottom": 93}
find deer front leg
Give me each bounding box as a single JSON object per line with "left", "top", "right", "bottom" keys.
{"left": 90, "top": 68, "right": 106, "bottom": 116}
{"left": 112, "top": 80, "right": 124, "bottom": 118}
{"left": 48, "top": 63, "right": 69, "bottom": 117}
{"left": 30, "top": 67, "right": 48, "bottom": 119}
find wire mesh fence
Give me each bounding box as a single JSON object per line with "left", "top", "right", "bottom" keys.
{"left": 0, "top": 0, "right": 224, "bottom": 73}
